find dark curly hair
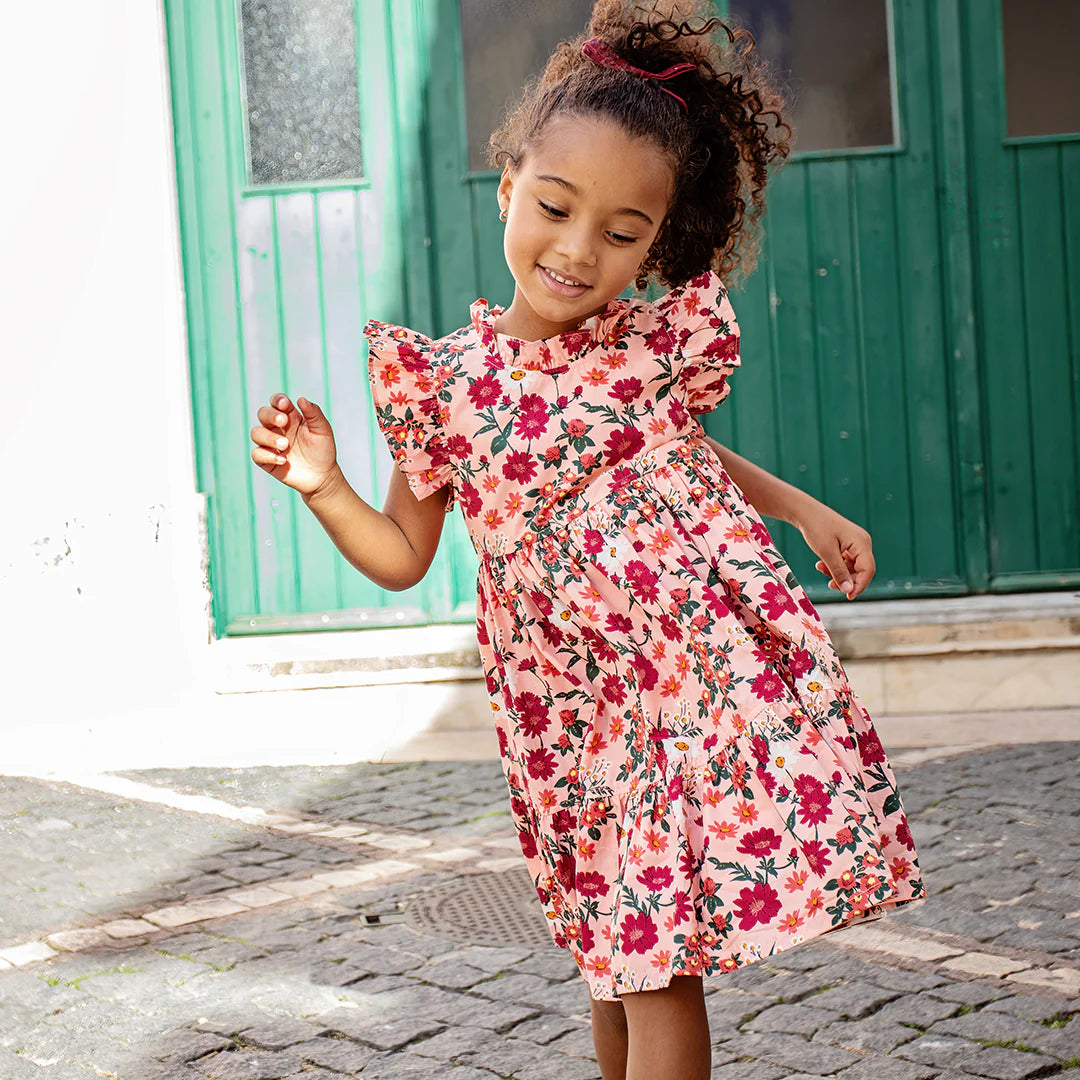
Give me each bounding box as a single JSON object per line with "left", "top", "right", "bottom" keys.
{"left": 486, "top": 0, "right": 792, "bottom": 291}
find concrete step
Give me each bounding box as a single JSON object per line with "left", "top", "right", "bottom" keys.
{"left": 209, "top": 590, "right": 1080, "bottom": 715}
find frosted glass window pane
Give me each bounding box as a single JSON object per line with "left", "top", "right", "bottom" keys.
{"left": 461, "top": 0, "right": 594, "bottom": 172}
{"left": 729, "top": 0, "right": 895, "bottom": 152}
{"left": 240, "top": 0, "right": 362, "bottom": 184}
{"left": 1002, "top": 0, "right": 1080, "bottom": 137}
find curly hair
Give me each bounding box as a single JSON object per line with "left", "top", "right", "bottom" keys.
{"left": 485, "top": 0, "right": 793, "bottom": 291}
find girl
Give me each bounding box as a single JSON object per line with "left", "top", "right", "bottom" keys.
{"left": 249, "top": 4, "right": 927, "bottom": 1078}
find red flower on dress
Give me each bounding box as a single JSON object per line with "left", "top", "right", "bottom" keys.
{"left": 733, "top": 881, "right": 782, "bottom": 930}
{"left": 619, "top": 911, "right": 659, "bottom": 955}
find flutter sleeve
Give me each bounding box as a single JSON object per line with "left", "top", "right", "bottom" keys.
{"left": 364, "top": 318, "right": 457, "bottom": 512}
{"left": 662, "top": 268, "right": 742, "bottom": 416}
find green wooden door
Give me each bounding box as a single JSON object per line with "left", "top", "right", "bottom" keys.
{"left": 165, "top": 0, "right": 478, "bottom": 636}
{"left": 963, "top": 0, "right": 1080, "bottom": 590}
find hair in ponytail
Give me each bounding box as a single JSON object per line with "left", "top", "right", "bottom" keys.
{"left": 486, "top": 0, "right": 792, "bottom": 290}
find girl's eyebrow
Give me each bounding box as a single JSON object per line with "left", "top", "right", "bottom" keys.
{"left": 535, "top": 174, "right": 655, "bottom": 226}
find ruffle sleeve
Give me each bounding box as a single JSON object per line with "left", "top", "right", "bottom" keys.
{"left": 364, "top": 318, "right": 457, "bottom": 512}
{"left": 660, "top": 268, "right": 741, "bottom": 416}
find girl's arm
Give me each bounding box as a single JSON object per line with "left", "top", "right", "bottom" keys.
{"left": 303, "top": 466, "right": 451, "bottom": 592}
{"left": 251, "top": 392, "right": 448, "bottom": 592}
{"left": 702, "top": 434, "right": 875, "bottom": 599}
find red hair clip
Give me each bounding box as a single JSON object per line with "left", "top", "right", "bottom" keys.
{"left": 581, "top": 37, "right": 697, "bottom": 114}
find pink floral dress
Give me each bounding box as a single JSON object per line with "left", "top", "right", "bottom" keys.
{"left": 364, "top": 269, "right": 927, "bottom": 1002}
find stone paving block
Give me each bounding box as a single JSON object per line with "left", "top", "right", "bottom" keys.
{"left": 1006, "top": 966, "right": 1080, "bottom": 995}
{"left": 286, "top": 1036, "right": 379, "bottom": 1073}
{"left": 742, "top": 1002, "right": 840, "bottom": 1035}
{"left": 864, "top": 965, "right": 950, "bottom": 993}
{"left": 892, "top": 1033, "right": 988, "bottom": 1069}
{"left": 708, "top": 1061, "right": 788, "bottom": 1080}
{"left": 983, "top": 994, "right": 1077, "bottom": 1022}
{"left": 100, "top": 917, "right": 162, "bottom": 938}
{"left": 146, "top": 1029, "right": 235, "bottom": 1061}
{"left": 507, "top": 1013, "right": 581, "bottom": 1044}
{"left": 196, "top": 1048, "right": 305, "bottom": 1078}
{"left": 547, "top": 1024, "right": 601, "bottom": 1059}
{"left": 714, "top": 1031, "right": 865, "bottom": 1073}
{"left": 928, "top": 980, "right": 1019, "bottom": 1005}
{"left": 508, "top": 948, "right": 580, "bottom": 981}
{"left": 0, "top": 940, "right": 58, "bottom": 965}
{"left": 223, "top": 886, "right": 291, "bottom": 909}
{"left": 418, "top": 958, "right": 495, "bottom": 989}
{"left": 834, "top": 1056, "right": 937, "bottom": 1080}
{"left": 236, "top": 1019, "right": 329, "bottom": 1050}
{"left": 801, "top": 980, "right": 903, "bottom": 1019}
{"left": 963, "top": 1044, "right": 1061, "bottom": 1080}
{"left": 46, "top": 926, "right": 112, "bottom": 951}
{"left": 408, "top": 1023, "right": 505, "bottom": 1061}
{"left": 505, "top": 1049, "right": 602, "bottom": 1080}
{"left": 706, "top": 990, "right": 780, "bottom": 1030}
{"left": 447, "top": 994, "right": 542, "bottom": 1032}
{"left": 877, "top": 993, "right": 963, "bottom": 1027}
{"left": 812, "top": 1016, "right": 921, "bottom": 1054}
{"left": 940, "top": 952, "right": 1034, "bottom": 978}
{"left": 468, "top": 970, "right": 560, "bottom": 1005}
{"left": 322, "top": 1014, "right": 444, "bottom": 1052}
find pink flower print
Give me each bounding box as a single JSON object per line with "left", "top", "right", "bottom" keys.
{"left": 515, "top": 691, "right": 551, "bottom": 738}
{"left": 644, "top": 325, "right": 678, "bottom": 356}
{"left": 603, "top": 426, "right": 646, "bottom": 466}
{"left": 737, "top": 826, "right": 783, "bottom": 858}
{"left": 627, "top": 651, "right": 659, "bottom": 692}
{"left": 526, "top": 746, "right": 558, "bottom": 781}
{"left": 733, "top": 880, "right": 782, "bottom": 930}
{"left": 619, "top": 911, "right": 659, "bottom": 955}
{"left": 801, "top": 838, "right": 832, "bottom": 875}
{"left": 577, "top": 869, "right": 608, "bottom": 898}
{"left": 513, "top": 393, "right": 550, "bottom": 439}
{"left": 857, "top": 728, "right": 886, "bottom": 766}
{"left": 794, "top": 774, "right": 832, "bottom": 826}
{"left": 501, "top": 449, "right": 539, "bottom": 484}
{"left": 751, "top": 669, "right": 788, "bottom": 703}
{"left": 760, "top": 581, "right": 798, "bottom": 619}
{"left": 625, "top": 561, "right": 660, "bottom": 605}
{"left": 637, "top": 864, "right": 675, "bottom": 893}
{"left": 609, "top": 377, "right": 644, "bottom": 405}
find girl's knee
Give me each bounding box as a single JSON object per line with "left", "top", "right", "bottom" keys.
{"left": 590, "top": 994, "right": 629, "bottom": 1028}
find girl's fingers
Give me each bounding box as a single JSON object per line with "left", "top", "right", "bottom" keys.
{"left": 250, "top": 424, "right": 290, "bottom": 452}
{"left": 257, "top": 405, "right": 287, "bottom": 430}
{"left": 251, "top": 446, "right": 288, "bottom": 466}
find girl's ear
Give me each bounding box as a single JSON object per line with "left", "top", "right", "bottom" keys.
{"left": 496, "top": 162, "right": 515, "bottom": 210}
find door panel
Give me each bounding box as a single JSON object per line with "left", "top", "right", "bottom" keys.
{"left": 964, "top": 0, "right": 1080, "bottom": 587}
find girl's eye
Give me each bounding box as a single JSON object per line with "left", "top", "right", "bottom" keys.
{"left": 537, "top": 202, "right": 638, "bottom": 246}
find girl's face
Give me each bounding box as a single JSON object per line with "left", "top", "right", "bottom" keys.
{"left": 495, "top": 113, "right": 674, "bottom": 342}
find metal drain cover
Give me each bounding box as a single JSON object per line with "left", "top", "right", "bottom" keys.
{"left": 406, "top": 867, "right": 561, "bottom": 949}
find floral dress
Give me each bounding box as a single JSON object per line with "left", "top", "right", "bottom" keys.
{"left": 364, "top": 269, "right": 927, "bottom": 1002}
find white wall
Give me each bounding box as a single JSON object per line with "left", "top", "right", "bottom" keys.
{"left": 0, "top": 3, "right": 212, "bottom": 738}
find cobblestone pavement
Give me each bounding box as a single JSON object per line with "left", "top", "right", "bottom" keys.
{"left": 0, "top": 741, "right": 1078, "bottom": 1079}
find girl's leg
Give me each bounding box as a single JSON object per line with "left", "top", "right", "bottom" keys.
{"left": 620, "top": 974, "right": 711, "bottom": 1080}
{"left": 589, "top": 995, "right": 629, "bottom": 1080}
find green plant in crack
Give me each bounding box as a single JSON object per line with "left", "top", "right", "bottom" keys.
{"left": 64, "top": 964, "right": 143, "bottom": 988}
{"left": 1057, "top": 1056, "right": 1080, "bottom": 1069}
{"left": 38, "top": 975, "right": 63, "bottom": 987}
{"left": 1040, "top": 1011, "right": 1073, "bottom": 1028}
{"left": 978, "top": 1038, "right": 1041, "bottom": 1053}
{"left": 955, "top": 1003, "right": 974, "bottom": 1016}
{"left": 807, "top": 983, "right": 839, "bottom": 996}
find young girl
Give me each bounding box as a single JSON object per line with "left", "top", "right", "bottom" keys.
{"left": 249, "top": 3, "right": 927, "bottom": 1077}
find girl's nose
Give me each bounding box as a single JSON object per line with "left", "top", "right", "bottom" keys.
{"left": 554, "top": 226, "right": 598, "bottom": 268}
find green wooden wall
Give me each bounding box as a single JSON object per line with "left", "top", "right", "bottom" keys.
{"left": 163, "top": 0, "right": 1078, "bottom": 638}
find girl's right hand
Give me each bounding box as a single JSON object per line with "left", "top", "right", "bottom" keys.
{"left": 250, "top": 394, "right": 338, "bottom": 497}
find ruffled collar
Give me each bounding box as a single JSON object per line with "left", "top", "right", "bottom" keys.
{"left": 469, "top": 295, "right": 633, "bottom": 372}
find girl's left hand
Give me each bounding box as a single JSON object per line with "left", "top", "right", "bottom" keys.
{"left": 795, "top": 503, "right": 876, "bottom": 600}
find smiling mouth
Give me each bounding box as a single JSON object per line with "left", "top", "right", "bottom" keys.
{"left": 540, "top": 265, "right": 590, "bottom": 287}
